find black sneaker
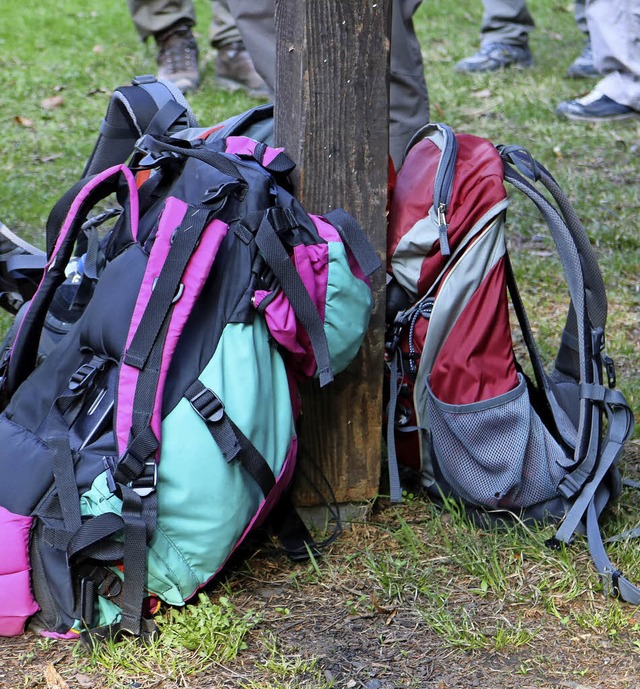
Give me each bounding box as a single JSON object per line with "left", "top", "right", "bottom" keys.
{"left": 556, "top": 90, "right": 640, "bottom": 122}
{"left": 156, "top": 24, "right": 200, "bottom": 94}
{"left": 566, "top": 41, "right": 599, "bottom": 79}
{"left": 455, "top": 42, "right": 534, "bottom": 73}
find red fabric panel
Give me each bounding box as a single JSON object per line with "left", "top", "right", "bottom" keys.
{"left": 388, "top": 134, "right": 507, "bottom": 296}
{"left": 429, "top": 257, "right": 519, "bottom": 405}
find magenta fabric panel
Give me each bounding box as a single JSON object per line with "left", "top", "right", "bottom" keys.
{"left": 148, "top": 216, "right": 228, "bottom": 446}
{"left": 116, "top": 198, "right": 229, "bottom": 455}
{"left": 50, "top": 164, "right": 139, "bottom": 260}
{"left": 0, "top": 507, "right": 39, "bottom": 636}
{"left": 116, "top": 197, "right": 187, "bottom": 454}
{"left": 224, "top": 136, "right": 286, "bottom": 166}
{"left": 292, "top": 242, "right": 328, "bottom": 322}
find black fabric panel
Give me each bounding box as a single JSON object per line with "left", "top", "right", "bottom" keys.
{"left": 0, "top": 417, "right": 55, "bottom": 514}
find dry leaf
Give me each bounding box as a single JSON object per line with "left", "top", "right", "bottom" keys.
{"left": 75, "top": 673, "right": 94, "bottom": 688}
{"left": 44, "top": 662, "right": 69, "bottom": 689}
{"left": 41, "top": 95, "right": 65, "bottom": 111}
{"left": 14, "top": 115, "right": 34, "bottom": 128}
{"left": 92, "top": 44, "right": 104, "bottom": 53}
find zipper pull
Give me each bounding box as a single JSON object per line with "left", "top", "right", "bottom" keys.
{"left": 437, "top": 203, "right": 451, "bottom": 256}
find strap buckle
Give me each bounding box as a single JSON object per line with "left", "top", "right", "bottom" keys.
{"left": 69, "top": 360, "right": 102, "bottom": 391}
{"left": 189, "top": 387, "right": 225, "bottom": 423}
{"left": 129, "top": 460, "right": 158, "bottom": 497}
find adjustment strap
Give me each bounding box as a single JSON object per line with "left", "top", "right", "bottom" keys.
{"left": 324, "top": 208, "right": 381, "bottom": 278}
{"left": 124, "top": 207, "right": 211, "bottom": 370}
{"left": 186, "top": 380, "right": 275, "bottom": 497}
{"left": 253, "top": 208, "right": 333, "bottom": 386}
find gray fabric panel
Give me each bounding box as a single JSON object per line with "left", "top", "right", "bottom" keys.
{"left": 426, "top": 373, "right": 567, "bottom": 510}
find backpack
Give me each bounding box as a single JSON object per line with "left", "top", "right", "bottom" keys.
{"left": 385, "top": 123, "right": 636, "bottom": 600}
{"left": 0, "top": 86, "right": 380, "bottom": 641}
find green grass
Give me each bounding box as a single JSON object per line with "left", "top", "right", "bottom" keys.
{"left": 1, "top": 1, "right": 639, "bottom": 688}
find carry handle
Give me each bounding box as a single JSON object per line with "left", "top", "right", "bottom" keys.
{"left": 4, "top": 165, "right": 139, "bottom": 396}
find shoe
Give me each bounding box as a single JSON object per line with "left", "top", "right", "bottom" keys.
{"left": 156, "top": 24, "right": 200, "bottom": 93}
{"left": 455, "top": 42, "right": 534, "bottom": 73}
{"left": 215, "top": 41, "right": 271, "bottom": 99}
{"left": 556, "top": 90, "right": 640, "bottom": 122}
{"left": 566, "top": 41, "right": 599, "bottom": 79}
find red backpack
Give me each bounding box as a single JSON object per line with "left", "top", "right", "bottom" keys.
{"left": 384, "top": 123, "right": 636, "bottom": 601}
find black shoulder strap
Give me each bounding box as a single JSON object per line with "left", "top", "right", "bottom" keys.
{"left": 82, "top": 75, "right": 198, "bottom": 178}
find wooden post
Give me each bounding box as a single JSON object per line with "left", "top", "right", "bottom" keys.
{"left": 274, "top": 1, "right": 391, "bottom": 505}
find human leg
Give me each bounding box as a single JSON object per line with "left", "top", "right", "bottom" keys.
{"left": 210, "top": 0, "right": 270, "bottom": 98}
{"left": 566, "top": 0, "right": 599, "bottom": 78}
{"left": 557, "top": 0, "right": 640, "bottom": 120}
{"left": 126, "top": 0, "right": 200, "bottom": 92}
{"left": 390, "top": 0, "right": 430, "bottom": 167}
{"left": 127, "top": 0, "right": 195, "bottom": 41}
{"left": 455, "top": 0, "right": 534, "bottom": 73}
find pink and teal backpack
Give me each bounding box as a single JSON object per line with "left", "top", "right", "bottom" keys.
{"left": 0, "top": 80, "right": 379, "bottom": 641}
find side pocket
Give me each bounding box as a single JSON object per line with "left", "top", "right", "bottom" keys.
{"left": 426, "top": 373, "right": 568, "bottom": 510}
{"left": 0, "top": 507, "right": 39, "bottom": 636}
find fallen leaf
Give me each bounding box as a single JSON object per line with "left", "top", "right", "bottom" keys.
{"left": 75, "top": 673, "right": 94, "bottom": 688}
{"left": 14, "top": 115, "right": 34, "bottom": 128}
{"left": 92, "top": 44, "right": 104, "bottom": 53}
{"left": 44, "top": 662, "right": 69, "bottom": 689}
{"left": 41, "top": 95, "right": 65, "bottom": 110}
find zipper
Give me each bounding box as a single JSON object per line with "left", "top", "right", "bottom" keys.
{"left": 432, "top": 124, "right": 458, "bottom": 257}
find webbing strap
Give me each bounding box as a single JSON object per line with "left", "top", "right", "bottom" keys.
{"left": 324, "top": 208, "right": 382, "bottom": 278}
{"left": 136, "top": 133, "right": 244, "bottom": 182}
{"left": 186, "top": 380, "right": 276, "bottom": 497}
{"left": 554, "top": 393, "right": 634, "bottom": 544}
{"left": 587, "top": 485, "right": 640, "bottom": 604}
{"left": 124, "top": 207, "right": 211, "bottom": 370}
{"left": 254, "top": 208, "right": 333, "bottom": 386}
{"left": 118, "top": 485, "right": 151, "bottom": 637}
{"left": 385, "top": 350, "right": 404, "bottom": 503}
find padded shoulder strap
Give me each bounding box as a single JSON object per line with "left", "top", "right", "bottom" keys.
{"left": 3, "top": 165, "right": 139, "bottom": 397}
{"left": 82, "top": 75, "right": 198, "bottom": 178}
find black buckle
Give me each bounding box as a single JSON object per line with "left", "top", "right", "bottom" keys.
{"left": 603, "top": 354, "right": 617, "bottom": 389}
{"left": 130, "top": 460, "right": 158, "bottom": 497}
{"left": 189, "top": 387, "right": 225, "bottom": 423}
{"left": 69, "top": 362, "right": 100, "bottom": 391}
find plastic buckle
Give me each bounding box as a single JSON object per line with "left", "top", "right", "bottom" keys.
{"left": 189, "top": 387, "right": 225, "bottom": 423}
{"left": 132, "top": 74, "right": 157, "bottom": 86}
{"left": 69, "top": 362, "right": 98, "bottom": 391}
{"left": 130, "top": 461, "right": 157, "bottom": 498}
{"left": 603, "top": 354, "right": 617, "bottom": 389}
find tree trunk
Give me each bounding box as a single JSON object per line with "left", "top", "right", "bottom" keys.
{"left": 274, "top": 0, "right": 390, "bottom": 505}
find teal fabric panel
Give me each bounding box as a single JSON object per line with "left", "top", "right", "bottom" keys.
{"left": 80, "top": 318, "right": 296, "bottom": 609}
{"left": 147, "top": 318, "right": 295, "bottom": 605}
{"left": 324, "top": 242, "right": 373, "bottom": 374}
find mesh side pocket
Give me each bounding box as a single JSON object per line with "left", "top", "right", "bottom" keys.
{"left": 426, "top": 373, "right": 567, "bottom": 509}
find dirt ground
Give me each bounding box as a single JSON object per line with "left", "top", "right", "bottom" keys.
{"left": 2, "top": 440, "right": 640, "bottom": 689}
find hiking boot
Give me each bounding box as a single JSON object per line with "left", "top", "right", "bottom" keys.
{"left": 156, "top": 24, "right": 200, "bottom": 93}
{"left": 215, "top": 41, "right": 271, "bottom": 99}
{"left": 566, "top": 40, "right": 599, "bottom": 79}
{"left": 455, "top": 42, "right": 534, "bottom": 73}
{"left": 556, "top": 90, "right": 640, "bottom": 122}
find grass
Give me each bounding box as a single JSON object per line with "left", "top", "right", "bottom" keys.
{"left": 1, "top": 0, "right": 639, "bottom": 688}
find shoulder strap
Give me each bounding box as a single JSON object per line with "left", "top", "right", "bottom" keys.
{"left": 82, "top": 75, "right": 198, "bottom": 178}
{"left": 2, "top": 165, "right": 140, "bottom": 399}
